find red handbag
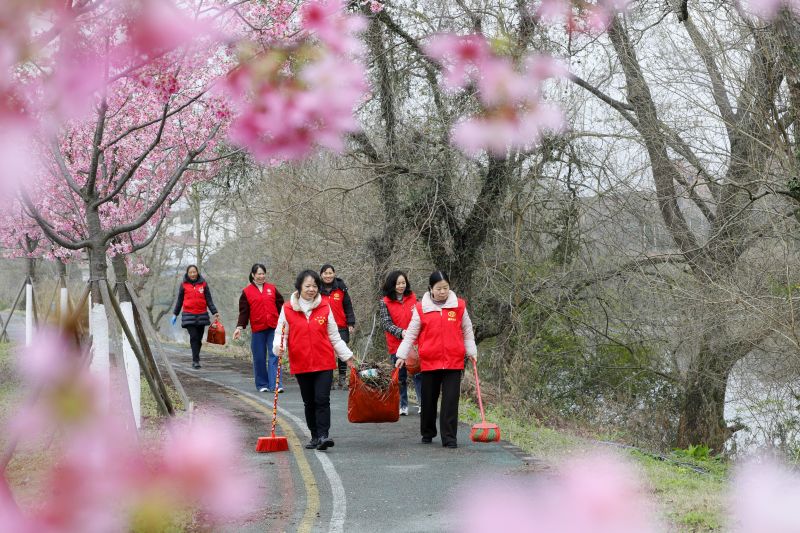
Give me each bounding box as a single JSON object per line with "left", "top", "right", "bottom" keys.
{"left": 206, "top": 319, "right": 226, "bottom": 345}
{"left": 405, "top": 345, "right": 421, "bottom": 375}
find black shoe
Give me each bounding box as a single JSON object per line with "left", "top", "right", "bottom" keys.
{"left": 192, "top": 362, "right": 201, "bottom": 369}
{"left": 305, "top": 437, "right": 320, "bottom": 449}
{"left": 443, "top": 442, "right": 458, "bottom": 449}
{"left": 316, "top": 436, "right": 335, "bottom": 450}
{"left": 421, "top": 437, "right": 433, "bottom": 444}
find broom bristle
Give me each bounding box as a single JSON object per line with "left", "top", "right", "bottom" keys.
{"left": 470, "top": 423, "right": 501, "bottom": 443}
{"left": 255, "top": 436, "right": 289, "bottom": 453}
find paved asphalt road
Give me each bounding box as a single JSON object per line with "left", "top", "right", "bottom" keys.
{"left": 4, "top": 315, "right": 538, "bottom": 532}
{"left": 165, "top": 344, "right": 537, "bottom": 533}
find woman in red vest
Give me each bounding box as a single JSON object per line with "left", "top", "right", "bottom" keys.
{"left": 395, "top": 271, "right": 477, "bottom": 448}
{"left": 319, "top": 264, "right": 355, "bottom": 390}
{"left": 274, "top": 269, "right": 354, "bottom": 451}
{"left": 172, "top": 264, "right": 219, "bottom": 369}
{"left": 380, "top": 270, "right": 421, "bottom": 416}
{"left": 233, "top": 264, "right": 284, "bottom": 393}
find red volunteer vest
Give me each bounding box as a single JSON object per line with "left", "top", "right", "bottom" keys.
{"left": 383, "top": 292, "right": 416, "bottom": 354}
{"left": 283, "top": 301, "right": 336, "bottom": 374}
{"left": 182, "top": 281, "right": 208, "bottom": 314}
{"left": 243, "top": 283, "right": 279, "bottom": 333}
{"left": 323, "top": 288, "right": 347, "bottom": 328}
{"left": 416, "top": 299, "right": 467, "bottom": 371}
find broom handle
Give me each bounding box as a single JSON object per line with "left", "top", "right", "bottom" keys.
{"left": 471, "top": 358, "right": 487, "bottom": 424}
{"left": 270, "top": 325, "right": 286, "bottom": 438}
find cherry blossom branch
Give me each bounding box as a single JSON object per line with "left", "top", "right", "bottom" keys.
{"left": 102, "top": 91, "right": 205, "bottom": 149}
{"left": 94, "top": 104, "right": 171, "bottom": 207}
{"left": 106, "top": 124, "right": 220, "bottom": 239}
{"left": 19, "top": 191, "right": 91, "bottom": 251}
{"left": 85, "top": 98, "right": 109, "bottom": 195}
{"left": 49, "top": 139, "right": 86, "bottom": 200}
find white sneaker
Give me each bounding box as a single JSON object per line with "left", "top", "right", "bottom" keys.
{"left": 277, "top": 387, "right": 284, "bottom": 393}
{"left": 400, "top": 406, "right": 408, "bottom": 416}
{"left": 417, "top": 406, "right": 422, "bottom": 414}
{"left": 259, "top": 387, "right": 269, "bottom": 392}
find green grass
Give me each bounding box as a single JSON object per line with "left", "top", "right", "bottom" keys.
{"left": 459, "top": 397, "right": 728, "bottom": 531}
{"left": 632, "top": 449, "right": 726, "bottom": 531}
{"left": 0, "top": 342, "right": 17, "bottom": 424}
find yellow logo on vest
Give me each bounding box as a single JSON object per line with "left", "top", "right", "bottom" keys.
{"left": 333, "top": 293, "right": 341, "bottom": 300}
{"left": 315, "top": 316, "right": 327, "bottom": 325}
{"left": 447, "top": 310, "right": 456, "bottom": 322}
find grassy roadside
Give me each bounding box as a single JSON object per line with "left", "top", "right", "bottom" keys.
{"left": 459, "top": 399, "right": 728, "bottom": 532}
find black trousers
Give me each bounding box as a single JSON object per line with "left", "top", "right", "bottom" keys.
{"left": 335, "top": 327, "right": 349, "bottom": 379}
{"left": 185, "top": 325, "right": 205, "bottom": 363}
{"left": 296, "top": 370, "right": 334, "bottom": 439}
{"left": 419, "top": 369, "right": 462, "bottom": 446}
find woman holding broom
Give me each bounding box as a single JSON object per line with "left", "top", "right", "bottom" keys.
{"left": 380, "top": 270, "right": 421, "bottom": 416}
{"left": 274, "top": 269, "right": 355, "bottom": 451}
{"left": 395, "top": 271, "right": 477, "bottom": 449}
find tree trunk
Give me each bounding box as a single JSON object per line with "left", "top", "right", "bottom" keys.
{"left": 676, "top": 343, "right": 735, "bottom": 452}
{"left": 111, "top": 253, "right": 142, "bottom": 428}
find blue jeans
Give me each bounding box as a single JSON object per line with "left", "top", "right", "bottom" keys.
{"left": 391, "top": 354, "right": 422, "bottom": 409}
{"left": 252, "top": 328, "right": 280, "bottom": 390}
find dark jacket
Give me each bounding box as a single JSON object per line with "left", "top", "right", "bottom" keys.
{"left": 319, "top": 277, "right": 355, "bottom": 327}
{"left": 173, "top": 273, "right": 218, "bottom": 328}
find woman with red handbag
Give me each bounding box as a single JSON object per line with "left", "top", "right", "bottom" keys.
{"left": 379, "top": 270, "right": 421, "bottom": 416}
{"left": 172, "top": 265, "right": 219, "bottom": 369}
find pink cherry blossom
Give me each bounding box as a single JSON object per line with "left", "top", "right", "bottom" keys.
{"left": 158, "top": 411, "right": 260, "bottom": 521}
{"left": 731, "top": 455, "right": 800, "bottom": 532}
{"left": 224, "top": 2, "right": 368, "bottom": 161}
{"left": 536, "top": 0, "right": 573, "bottom": 22}
{"left": 424, "top": 34, "right": 492, "bottom": 90}
{"left": 301, "top": 0, "right": 367, "bottom": 55}
{"left": 532, "top": 0, "right": 631, "bottom": 33}
{"left": 425, "top": 33, "right": 566, "bottom": 157}
{"left": 454, "top": 452, "right": 660, "bottom": 533}
{"left": 743, "top": 0, "right": 800, "bottom": 18}
{"left": 123, "top": 0, "right": 220, "bottom": 57}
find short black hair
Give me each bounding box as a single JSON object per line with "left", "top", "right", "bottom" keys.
{"left": 428, "top": 270, "right": 450, "bottom": 289}
{"left": 382, "top": 270, "right": 412, "bottom": 300}
{"left": 320, "top": 263, "right": 335, "bottom": 274}
{"left": 249, "top": 263, "right": 267, "bottom": 283}
{"left": 295, "top": 269, "right": 322, "bottom": 292}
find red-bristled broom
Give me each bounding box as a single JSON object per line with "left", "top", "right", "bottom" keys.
{"left": 469, "top": 357, "right": 501, "bottom": 443}
{"left": 256, "top": 326, "right": 289, "bottom": 453}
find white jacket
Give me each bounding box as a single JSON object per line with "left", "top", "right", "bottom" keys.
{"left": 395, "top": 290, "right": 477, "bottom": 360}
{"left": 273, "top": 292, "right": 353, "bottom": 361}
